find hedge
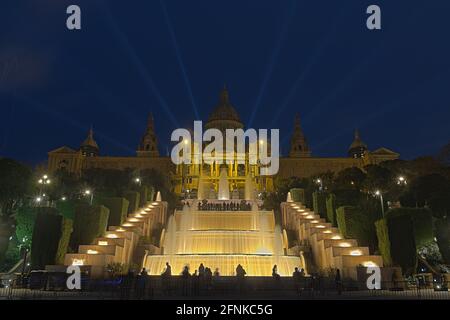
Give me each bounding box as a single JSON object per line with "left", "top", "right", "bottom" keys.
{"left": 435, "top": 218, "right": 450, "bottom": 264}
{"left": 312, "top": 192, "right": 327, "bottom": 219}
{"left": 30, "top": 208, "right": 73, "bottom": 269}
{"left": 387, "top": 215, "right": 417, "bottom": 275}
{"left": 70, "top": 204, "right": 109, "bottom": 249}
{"left": 336, "top": 206, "right": 372, "bottom": 246}
{"left": 55, "top": 199, "right": 79, "bottom": 220}
{"left": 123, "top": 191, "right": 140, "bottom": 214}
{"left": 375, "top": 219, "right": 392, "bottom": 266}
{"left": 15, "top": 206, "right": 38, "bottom": 246}
{"left": 139, "top": 186, "right": 149, "bottom": 207}
{"left": 326, "top": 193, "right": 337, "bottom": 226}
{"left": 386, "top": 208, "right": 433, "bottom": 248}
{"left": 290, "top": 188, "right": 305, "bottom": 203}
{"left": 101, "top": 197, "right": 129, "bottom": 226}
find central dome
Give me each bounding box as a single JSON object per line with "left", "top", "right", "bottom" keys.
{"left": 205, "top": 87, "right": 244, "bottom": 131}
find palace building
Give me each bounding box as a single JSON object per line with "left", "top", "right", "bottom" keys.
{"left": 47, "top": 87, "right": 399, "bottom": 196}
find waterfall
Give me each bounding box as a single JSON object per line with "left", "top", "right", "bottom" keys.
{"left": 164, "top": 215, "right": 176, "bottom": 255}
{"left": 197, "top": 177, "right": 205, "bottom": 200}
{"left": 156, "top": 191, "right": 162, "bottom": 202}
{"left": 244, "top": 174, "right": 255, "bottom": 200}
{"left": 217, "top": 167, "right": 230, "bottom": 200}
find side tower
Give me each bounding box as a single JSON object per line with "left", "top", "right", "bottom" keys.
{"left": 289, "top": 114, "right": 311, "bottom": 158}
{"left": 348, "top": 129, "right": 368, "bottom": 159}
{"left": 137, "top": 113, "right": 159, "bottom": 157}
{"left": 80, "top": 127, "right": 99, "bottom": 157}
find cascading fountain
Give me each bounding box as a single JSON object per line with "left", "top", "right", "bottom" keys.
{"left": 144, "top": 175, "right": 304, "bottom": 276}
{"left": 217, "top": 167, "right": 230, "bottom": 200}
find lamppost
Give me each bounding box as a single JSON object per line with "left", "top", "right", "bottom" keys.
{"left": 375, "top": 190, "right": 385, "bottom": 217}
{"left": 315, "top": 178, "right": 323, "bottom": 192}
{"left": 84, "top": 189, "right": 93, "bottom": 205}
{"left": 37, "top": 174, "right": 51, "bottom": 206}
{"left": 134, "top": 177, "right": 142, "bottom": 186}
{"left": 397, "top": 176, "right": 407, "bottom": 186}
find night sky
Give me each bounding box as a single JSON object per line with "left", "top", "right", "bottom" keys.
{"left": 1, "top": 0, "right": 449, "bottom": 165}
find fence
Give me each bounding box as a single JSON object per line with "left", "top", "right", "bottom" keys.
{"left": 1, "top": 276, "right": 449, "bottom": 300}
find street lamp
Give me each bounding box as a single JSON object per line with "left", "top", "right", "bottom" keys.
{"left": 397, "top": 176, "right": 407, "bottom": 186}
{"left": 375, "top": 190, "right": 385, "bottom": 217}
{"left": 315, "top": 178, "right": 323, "bottom": 191}
{"left": 37, "top": 174, "right": 51, "bottom": 206}
{"left": 134, "top": 177, "right": 142, "bottom": 186}
{"left": 84, "top": 189, "right": 93, "bottom": 205}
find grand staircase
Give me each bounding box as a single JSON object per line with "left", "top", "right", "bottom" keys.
{"left": 61, "top": 200, "right": 167, "bottom": 278}
{"left": 281, "top": 201, "right": 384, "bottom": 280}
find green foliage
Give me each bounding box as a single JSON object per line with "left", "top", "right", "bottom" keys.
{"left": 70, "top": 204, "right": 109, "bottom": 249}
{"left": 387, "top": 215, "right": 417, "bottom": 275}
{"left": 15, "top": 206, "right": 37, "bottom": 247}
{"left": 55, "top": 218, "right": 73, "bottom": 265}
{"left": 435, "top": 217, "right": 450, "bottom": 264}
{"left": 386, "top": 207, "right": 433, "bottom": 248}
{"left": 326, "top": 193, "right": 337, "bottom": 226}
{"left": 312, "top": 192, "right": 327, "bottom": 219}
{"left": 123, "top": 191, "right": 140, "bottom": 214}
{"left": 0, "top": 158, "right": 32, "bottom": 217}
{"left": 30, "top": 208, "right": 73, "bottom": 269}
{"left": 81, "top": 168, "right": 133, "bottom": 198}
{"left": 336, "top": 204, "right": 378, "bottom": 248}
{"left": 375, "top": 219, "right": 392, "bottom": 266}
{"left": 139, "top": 186, "right": 149, "bottom": 207}
{"left": 290, "top": 188, "right": 305, "bottom": 203}
{"left": 55, "top": 199, "right": 79, "bottom": 220}
{"left": 101, "top": 197, "right": 129, "bottom": 226}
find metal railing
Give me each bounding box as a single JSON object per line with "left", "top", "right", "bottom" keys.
{"left": 1, "top": 276, "right": 449, "bottom": 300}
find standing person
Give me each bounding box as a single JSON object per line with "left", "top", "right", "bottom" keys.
{"left": 236, "top": 264, "right": 246, "bottom": 293}
{"left": 181, "top": 266, "right": 190, "bottom": 296}
{"left": 272, "top": 265, "right": 280, "bottom": 281}
{"left": 162, "top": 262, "right": 172, "bottom": 295}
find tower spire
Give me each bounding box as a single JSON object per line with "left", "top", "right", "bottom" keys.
{"left": 80, "top": 125, "right": 99, "bottom": 157}
{"left": 348, "top": 128, "right": 368, "bottom": 158}
{"left": 289, "top": 113, "right": 311, "bottom": 158}
{"left": 137, "top": 112, "right": 159, "bottom": 157}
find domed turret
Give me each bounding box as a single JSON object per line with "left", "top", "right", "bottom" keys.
{"left": 80, "top": 126, "right": 99, "bottom": 157}
{"left": 205, "top": 86, "right": 244, "bottom": 132}
{"left": 348, "top": 129, "right": 368, "bottom": 158}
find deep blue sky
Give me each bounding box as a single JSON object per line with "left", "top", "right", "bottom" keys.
{"left": 1, "top": 0, "right": 449, "bottom": 165}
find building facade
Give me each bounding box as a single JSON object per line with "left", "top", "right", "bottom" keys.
{"left": 48, "top": 88, "right": 399, "bottom": 196}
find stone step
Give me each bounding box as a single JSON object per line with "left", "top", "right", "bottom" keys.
{"left": 79, "top": 244, "right": 123, "bottom": 257}
{"left": 320, "top": 238, "right": 358, "bottom": 249}
{"left": 64, "top": 253, "right": 116, "bottom": 267}
{"left": 333, "top": 255, "right": 384, "bottom": 269}
{"left": 94, "top": 237, "right": 126, "bottom": 247}
{"left": 326, "top": 246, "right": 370, "bottom": 258}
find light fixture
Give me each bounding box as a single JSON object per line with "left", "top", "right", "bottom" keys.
{"left": 98, "top": 241, "right": 108, "bottom": 246}
{"left": 350, "top": 250, "right": 362, "bottom": 256}
{"left": 339, "top": 242, "right": 352, "bottom": 247}
{"left": 87, "top": 250, "right": 98, "bottom": 254}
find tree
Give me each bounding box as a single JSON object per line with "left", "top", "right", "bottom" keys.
{"left": 0, "top": 158, "right": 32, "bottom": 263}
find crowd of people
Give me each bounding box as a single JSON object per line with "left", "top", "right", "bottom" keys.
{"left": 120, "top": 263, "right": 344, "bottom": 298}
{"left": 197, "top": 200, "right": 253, "bottom": 211}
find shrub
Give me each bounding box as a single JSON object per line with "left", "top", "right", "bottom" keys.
{"left": 70, "top": 204, "right": 109, "bottom": 249}
{"left": 326, "top": 194, "right": 337, "bottom": 226}
{"left": 101, "top": 197, "right": 129, "bottom": 226}
{"left": 386, "top": 208, "right": 433, "bottom": 248}
{"left": 30, "top": 208, "right": 73, "bottom": 269}
{"left": 139, "top": 186, "right": 149, "bottom": 207}
{"left": 290, "top": 188, "right": 305, "bottom": 203}
{"left": 375, "top": 219, "right": 392, "bottom": 266}
{"left": 123, "top": 191, "right": 140, "bottom": 214}
{"left": 388, "top": 215, "right": 417, "bottom": 275}
{"left": 15, "top": 206, "right": 37, "bottom": 247}
{"left": 336, "top": 206, "right": 373, "bottom": 247}
{"left": 312, "top": 192, "right": 327, "bottom": 219}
